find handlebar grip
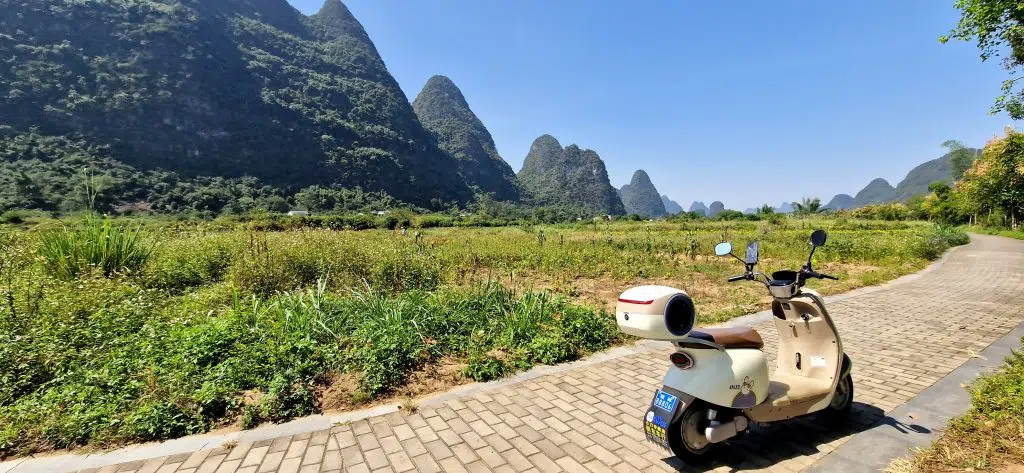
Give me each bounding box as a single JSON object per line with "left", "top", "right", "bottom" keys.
{"left": 727, "top": 275, "right": 747, "bottom": 282}
{"left": 823, "top": 274, "right": 839, "bottom": 281}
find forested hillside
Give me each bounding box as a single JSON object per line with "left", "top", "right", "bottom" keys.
{"left": 619, "top": 170, "right": 666, "bottom": 217}
{"left": 412, "top": 75, "right": 519, "bottom": 201}
{"left": 517, "top": 135, "right": 625, "bottom": 215}
{"left": 0, "top": 0, "right": 470, "bottom": 209}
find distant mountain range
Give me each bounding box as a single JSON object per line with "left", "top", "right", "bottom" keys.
{"left": 0, "top": 0, "right": 987, "bottom": 217}
{"left": 662, "top": 195, "right": 684, "bottom": 214}
{"left": 826, "top": 148, "right": 982, "bottom": 209}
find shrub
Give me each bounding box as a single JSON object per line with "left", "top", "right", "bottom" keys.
{"left": 146, "top": 240, "right": 232, "bottom": 292}
{"left": 913, "top": 225, "right": 970, "bottom": 260}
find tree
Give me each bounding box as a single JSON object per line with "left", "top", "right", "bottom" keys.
{"left": 793, "top": 197, "right": 823, "bottom": 215}
{"left": 956, "top": 128, "right": 1024, "bottom": 227}
{"left": 756, "top": 204, "right": 775, "bottom": 215}
{"left": 942, "top": 139, "right": 976, "bottom": 180}
{"left": 942, "top": 1, "right": 1024, "bottom": 118}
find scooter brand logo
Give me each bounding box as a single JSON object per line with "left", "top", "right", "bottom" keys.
{"left": 731, "top": 376, "right": 757, "bottom": 408}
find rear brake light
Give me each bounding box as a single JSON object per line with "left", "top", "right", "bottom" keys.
{"left": 670, "top": 352, "right": 694, "bottom": 370}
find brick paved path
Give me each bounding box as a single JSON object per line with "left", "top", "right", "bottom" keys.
{"left": 53, "top": 234, "right": 1024, "bottom": 472}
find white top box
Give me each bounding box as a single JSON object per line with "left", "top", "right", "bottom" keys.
{"left": 616, "top": 285, "right": 696, "bottom": 341}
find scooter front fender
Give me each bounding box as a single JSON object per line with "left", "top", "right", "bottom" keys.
{"left": 663, "top": 348, "right": 769, "bottom": 409}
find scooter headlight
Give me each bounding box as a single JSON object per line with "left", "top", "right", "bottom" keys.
{"left": 669, "top": 351, "right": 694, "bottom": 370}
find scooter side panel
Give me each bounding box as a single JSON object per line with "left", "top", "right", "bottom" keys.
{"left": 662, "top": 348, "right": 769, "bottom": 408}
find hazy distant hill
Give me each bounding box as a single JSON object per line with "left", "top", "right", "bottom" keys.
{"left": 662, "top": 195, "right": 683, "bottom": 214}
{"left": 890, "top": 148, "right": 981, "bottom": 201}
{"left": 619, "top": 170, "right": 666, "bottom": 217}
{"left": 852, "top": 178, "right": 897, "bottom": 207}
{"left": 689, "top": 201, "right": 708, "bottom": 216}
{"left": 412, "top": 75, "right": 519, "bottom": 201}
{"left": 823, "top": 194, "right": 855, "bottom": 210}
{"left": 0, "top": 0, "right": 472, "bottom": 208}
{"left": 517, "top": 135, "right": 625, "bottom": 215}
{"left": 775, "top": 202, "right": 794, "bottom": 214}
{"left": 708, "top": 201, "right": 725, "bottom": 217}
{"left": 839, "top": 148, "right": 982, "bottom": 208}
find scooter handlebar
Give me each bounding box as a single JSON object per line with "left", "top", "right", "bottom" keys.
{"left": 727, "top": 274, "right": 748, "bottom": 282}
{"left": 801, "top": 268, "right": 839, "bottom": 281}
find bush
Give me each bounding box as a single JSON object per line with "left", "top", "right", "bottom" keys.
{"left": 38, "top": 216, "right": 153, "bottom": 279}
{"left": 913, "top": 225, "right": 970, "bottom": 260}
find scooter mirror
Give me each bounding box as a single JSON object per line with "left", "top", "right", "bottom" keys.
{"left": 745, "top": 241, "right": 759, "bottom": 265}
{"left": 714, "top": 242, "right": 732, "bottom": 256}
{"left": 810, "top": 229, "right": 828, "bottom": 247}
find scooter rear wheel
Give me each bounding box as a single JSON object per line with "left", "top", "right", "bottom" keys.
{"left": 667, "top": 400, "right": 715, "bottom": 464}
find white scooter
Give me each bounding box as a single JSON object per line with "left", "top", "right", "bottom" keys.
{"left": 616, "top": 230, "right": 853, "bottom": 463}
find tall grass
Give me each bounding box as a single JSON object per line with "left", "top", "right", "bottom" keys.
{"left": 38, "top": 216, "right": 152, "bottom": 279}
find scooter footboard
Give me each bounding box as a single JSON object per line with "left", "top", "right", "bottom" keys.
{"left": 643, "top": 385, "right": 695, "bottom": 449}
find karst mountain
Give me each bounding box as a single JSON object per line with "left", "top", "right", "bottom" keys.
{"left": 0, "top": 0, "right": 472, "bottom": 208}
{"left": 619, "top": 170, "right": 667, "bottom": 217}
{"left": 412, "top": 75, "right": 519, "bottom": 201}
{"left": 517, "top": 135, "right": 625, "bottom": 215}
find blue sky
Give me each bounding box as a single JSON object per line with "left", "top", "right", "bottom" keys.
{"left": 289, "top": 0, "right": 1017, "bottom": 209}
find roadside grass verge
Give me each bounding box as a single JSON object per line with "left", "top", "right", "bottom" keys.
{"left": 964, "top": 225, "right": 1024, "bottom": 241}
{"left": 887, "top": 338, "right": 1024, "bottom": 473}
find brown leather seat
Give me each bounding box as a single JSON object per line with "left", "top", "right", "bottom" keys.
{"left": 689, "top": 327, "right": 764, "bottom": 350}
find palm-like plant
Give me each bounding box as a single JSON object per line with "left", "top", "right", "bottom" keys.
{"left": 793, "top": 197, "right": 823, "bottom": 215}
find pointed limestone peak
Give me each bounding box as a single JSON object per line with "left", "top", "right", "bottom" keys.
{"left": 412, "top": 74, "right": 519, "bottom": 202}
{"left": 418, "top": 75, "right": 467, "bottom": 105}
{"left": 620, "top": 169, "right": 666, "bottom": 217}
{"left": 312, "top": 0, "right": 371, "bottom": 42}
{"left": 520, "top": 134, "right": 564, "bottom": 173}
{"left": 628, "top": 169, "right": 654, "bottom": 187}
{"left": 412, "top": 75, "right": 471, "bottom": 120}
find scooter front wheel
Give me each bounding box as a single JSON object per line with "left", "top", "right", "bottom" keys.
{"left": 823, "top": 372, "right": 854, "bottom": 422}
{"left": 667, "top": 400, "right": 715, "bottom": 464}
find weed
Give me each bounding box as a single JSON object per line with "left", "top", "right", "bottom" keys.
{"left": 38, "top": 215, "right": 152, "bottom": 279}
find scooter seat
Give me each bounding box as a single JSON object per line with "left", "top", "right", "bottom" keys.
{"left": 689, "top": 326, "right": 764, "bottom": 350}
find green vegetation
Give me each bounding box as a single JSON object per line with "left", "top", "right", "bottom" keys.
{"left": 889, "top": 339, "right": 1024, "bottom": 472}
{"left": 38, "top": 216, "right": 152, "bottom": 280}
{"left": 0, "top": 215, "right": 966, "bottom": 458}
{"left": 943, "top": 0, "right": 1024, "bottom": 118}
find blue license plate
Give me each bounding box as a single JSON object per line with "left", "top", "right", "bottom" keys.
{"left": 653, "top": 390, "right": 679, "bottom": 412}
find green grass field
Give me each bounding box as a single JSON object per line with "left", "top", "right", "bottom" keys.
{"left": 0, "top": 216, "right": 967, "bottom": 457}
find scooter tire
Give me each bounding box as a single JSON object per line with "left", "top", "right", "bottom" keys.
{"left": 667, "top": 400, "right": 716, "bottom": 464}
{"left": 822, "top": 372, "right": 854, "bottom": 422}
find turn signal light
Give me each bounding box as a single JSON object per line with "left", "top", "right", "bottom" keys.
{"left": 669, "top": 351, "right": 694, "bottom": 370}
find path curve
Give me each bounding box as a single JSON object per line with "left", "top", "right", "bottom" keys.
{"left": 6, "top": 234, "right": 1024, "bottom": 473}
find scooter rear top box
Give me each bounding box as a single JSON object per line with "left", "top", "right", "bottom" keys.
{"left": 616, "top": 285, "right": 696, "bottom": 340}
